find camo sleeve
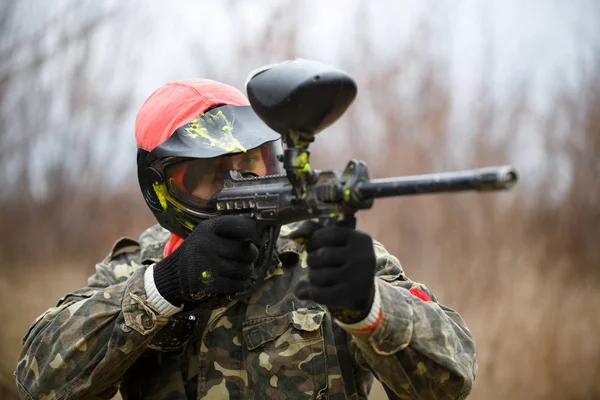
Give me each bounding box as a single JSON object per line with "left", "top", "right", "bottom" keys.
{"left": 14, "top": 245, "right": 169, "bottom": 400}
{"left": 347, "top": 241, "right": 477, "bottom": 400}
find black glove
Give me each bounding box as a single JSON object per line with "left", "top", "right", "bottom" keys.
{"left": 294, "top": 223, "right": 377, "bottom": 324}
{"left": 153, "top": 215, "right": 259, "bottom": 305}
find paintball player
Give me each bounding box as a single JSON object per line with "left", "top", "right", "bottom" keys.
{"left": 15, "top": 77, "right": 477, "bottom": 399}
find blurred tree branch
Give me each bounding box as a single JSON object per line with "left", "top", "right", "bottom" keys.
{"left": 1, "top": 2, "right": 599, "bottom": 398}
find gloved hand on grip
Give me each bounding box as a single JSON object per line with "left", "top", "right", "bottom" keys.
{"left": 152, "top": 215, "right": 260, "bottom": 306}
{"left": 293, "top": 222, "right": 377, "bottom": 325}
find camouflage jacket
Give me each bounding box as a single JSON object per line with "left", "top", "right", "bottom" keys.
{"left": 15, "top": 223, "right": 477, "bottom": 400}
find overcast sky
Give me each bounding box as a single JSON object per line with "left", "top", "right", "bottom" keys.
{"left": 2, "top": 0, "right": 598, "bottom": 198}
{"left": 122, "top": 1, "right": 598, "bottom": 109}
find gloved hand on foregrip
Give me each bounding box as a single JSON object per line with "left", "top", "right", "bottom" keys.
{"left": 293, "top": 221, "right": 377, "bottom": 324}
{"left": 153, "top": 215, "right": 259, "bottom": 306}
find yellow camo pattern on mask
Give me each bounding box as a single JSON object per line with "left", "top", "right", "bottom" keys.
{"left": 184, "top": 111, "right": 247, "bottom": 153}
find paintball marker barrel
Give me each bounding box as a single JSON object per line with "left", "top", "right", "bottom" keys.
{"left": 240, "top": 59, "right": 519, "bottom": 227}
{"left": 356, "top": 166, "right": 517, "bottom": 199}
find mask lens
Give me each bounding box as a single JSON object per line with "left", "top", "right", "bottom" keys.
{"left": 164, "top": 142, "right": 283, "bottom": 209}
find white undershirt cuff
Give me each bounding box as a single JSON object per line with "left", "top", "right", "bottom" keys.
{"left": 144, "top": 264, "right": 184, "bottom": 317}
{"left": 334, "top": 279, "right": 382, "bottom": 332}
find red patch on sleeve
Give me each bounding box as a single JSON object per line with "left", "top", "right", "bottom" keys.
{"left": 409, "top": 287, "right": 433, "bottom": 302}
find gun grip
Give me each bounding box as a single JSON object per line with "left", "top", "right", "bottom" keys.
{"left": 285, "top": 215, "right": 357, "bottom": 247}
{"left": 319, "top": 214, "right": 356, "bottom": 229}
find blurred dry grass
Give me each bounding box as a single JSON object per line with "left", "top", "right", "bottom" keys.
{"left": 1, "top": 71, "right": 599, "bottom": 399}
{"left": 1, "top": 2, "right": 599, "bottom": 398}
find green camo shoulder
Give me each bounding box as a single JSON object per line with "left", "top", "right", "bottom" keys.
{"left": 88, "top": 224, "right": 170, "bottom": 287}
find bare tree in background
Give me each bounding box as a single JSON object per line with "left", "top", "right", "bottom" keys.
{"left": 0, "top": 1, "right": 599, "bottom": 399}
{"left": 0, "top": 0, "right": 150, "bottom": 266}
{"left": 0, "top": 1, "right": 148, "bottom": 393}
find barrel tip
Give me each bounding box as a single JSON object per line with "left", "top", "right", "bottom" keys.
{"left": 499, "top": 166, "right": 518, "bottom": 189}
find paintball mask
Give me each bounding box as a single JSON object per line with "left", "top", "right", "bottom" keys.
{"left": 136, "top": 80, "right": 283, "bottom": 238}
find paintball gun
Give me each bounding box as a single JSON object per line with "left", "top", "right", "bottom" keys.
{"left": 209, "top": 59, "right": 518, "bottom": 229}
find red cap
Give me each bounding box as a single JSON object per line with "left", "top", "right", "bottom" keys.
{"left": 135, "top": 79, "right": 249, "bottom": 152}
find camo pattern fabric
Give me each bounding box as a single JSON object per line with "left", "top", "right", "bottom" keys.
{"left": 15, "top": 222, "right": 477, "bottom": 400}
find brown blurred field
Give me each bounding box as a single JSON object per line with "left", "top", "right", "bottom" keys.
{"left": 1, "top": 2, "right": 600, "bottom": 399}
{"left": 2, "top": 72, "right": 599, "bottom": 399}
